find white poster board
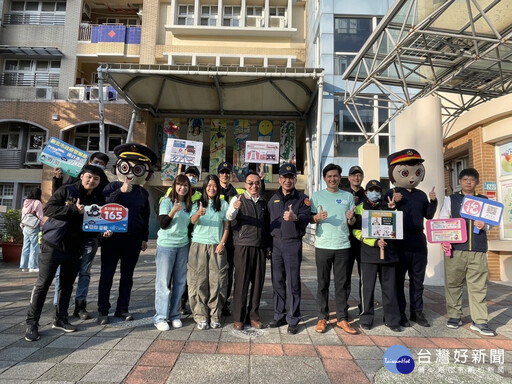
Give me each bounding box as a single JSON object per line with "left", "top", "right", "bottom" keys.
{"left": 163, "top": 138, "right": 203, "bottom": 167}
{"left": 362, "top": 210, "right": 403, "bottom": 239}
{"left": 244, "top": 140, "right": 280, "bottom": 164}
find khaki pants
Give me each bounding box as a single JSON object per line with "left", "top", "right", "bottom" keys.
{"left": 187, "top": 242, "right": 228, "bottom": 324}
{"left": 444, "top": 250, "right": 489, "bottom": 324}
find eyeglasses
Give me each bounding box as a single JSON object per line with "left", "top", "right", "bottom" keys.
{"left": 279, "top": 175, "right": 295, "bottom": 180}
{"left": 245, "top": 181, "right": 261, "bottom": 187}
{"left": 117, "top": 160, "right": 148, "bottom": 177}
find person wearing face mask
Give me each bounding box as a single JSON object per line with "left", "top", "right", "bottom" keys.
{"left": 352, "top": 180, "right": 402, "bottom": 332}
{"left": 51, "top": 151, "right": 110, "bottom": 320}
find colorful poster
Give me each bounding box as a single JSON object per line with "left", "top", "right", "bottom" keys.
{"left": 501, "top": 180, "right": 512, "bottom": 238}
{"left": 187, "top": 118, "right": 204, "bottom": 141}
{"left": 257, "top": 120, "right": 274, "bottom": 183}
{"left": 245, "top": 141, "right": 280, "bottom": 164}
{"left": 426, "top": 218, "right": 467, "bottom": 243}
{"left": 362, "top": 210, "right": 403, "bottom": 239}
{"left": 233, "top": 120, "right": 250, "bottom": 182}
{"left": 39, "top": 137, "right": 89, "bottom": 177}
{"left": 209, "top": 119, "right": 227, "bottom": 174}
{"left": 83, "top": 203, "right": 128, "bottom": 233}
{"left": 164, "top": 139, "right": 203, "bottom": 166}
{"left": 498, "top": 142, "right": 512, "bottom": 177}
{"left": 279, "top": 120, "right": 296, "bottom": 165}
{"left": 161, "top": 118, "right": 181, "bottom": 181}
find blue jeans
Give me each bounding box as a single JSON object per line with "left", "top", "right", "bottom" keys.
{"left": 153, "top": 244, "right": 189, "bottom": 324}
{"left": 20, "top": 226, "right": 39, "bottom": 270}
{"left": 53, "top": 237, "right": 99, "bottom": 305}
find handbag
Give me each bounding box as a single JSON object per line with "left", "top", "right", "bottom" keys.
{"left": 21, "top": 213, "right": 40, "bottom": 229}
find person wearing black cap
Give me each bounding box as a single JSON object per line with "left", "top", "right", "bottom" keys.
{"left": 384, "top": 149, "right": 437, "bottom": 328}
{"left": 344, "top": 165, "right": 366, "bottom": 316}
{"left": 310, "top": 164, "right": 357, "bottom": 335}
{"left": 352, "top": 180, "right": 401, "bottom": 332}
{"left": 217, "top": 161, "right": 245, "bottom": 317}
{"left": 51, "top": 151, "right": 111, "bottom": 321}
{"left": 267, "top": 163, "right": 311, "bottom": 334}
{"left": 97, "top": 143, "right": 158, "bottom": 325}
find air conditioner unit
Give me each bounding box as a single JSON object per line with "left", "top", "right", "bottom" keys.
{"left": 35, "top": 86, "right": 53, "bottom": 100}
{"left": 270, "top": 16, "right": 286, "bottom": 28}
{"left": 68, "top": 86, "right": 85, "bottom": 101}
{"left": 82, "top": 2, "right": 91, "bottom": 19}
{"left": 25, "top": 150, "right": 42, "bottom": 165}
{"left": 89, "top": 86, "right": 108, "bottom": 101}
{"left": 246, "top": 16, "right": 263, "bottom": 27}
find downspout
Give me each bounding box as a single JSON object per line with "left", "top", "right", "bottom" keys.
{"left": 127, "top": 109, "right": 137, "bottom": 143}
{"left": 314, "top": 75, "right": 324, "bottom": 193}
{"left": 97, "top": 65, "right": 106, "bottom": 153}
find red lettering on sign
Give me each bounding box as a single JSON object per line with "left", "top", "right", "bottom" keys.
{"left": 101, "top": 204, "right": 127, "bottom": 222}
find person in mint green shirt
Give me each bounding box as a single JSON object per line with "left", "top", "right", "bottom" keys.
{"left": 188, "top": 174, "right": 230, "bottom": 330}
{"left": 310, "top": 163, "right": 356, "bottom": 335}
{"left": 153, "top": 174, "right": 193, "bottom": 331}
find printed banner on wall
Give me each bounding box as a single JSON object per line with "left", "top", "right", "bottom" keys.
{"left": 498, "top": 142, "right": 512, "bottom": 177}
{"left": 187, "top": 118, "right": 204, "bottom": 141}
{"left": 209, "top": 119, "right": 227, "bottom": 174}
{"left": 161, "top": 118, "right": 181, "bottom": 181}
{"left": 501, "top": 180, "right": 512, "bottom": 239}
{"left": 233, "top": 120, "right": 250, "bottom": 182}
{"left": 279, "top": 120, "right": 296, "bottom": 165}
{"left": 257, "top": 120, "right": 274, "bottom": 183}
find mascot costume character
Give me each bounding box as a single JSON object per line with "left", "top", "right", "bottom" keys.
{"left": 384, "top": 149, "right": 437, "bottom": 328}
{"left": 97, "top": 143, "right": 158, "bottom": 324}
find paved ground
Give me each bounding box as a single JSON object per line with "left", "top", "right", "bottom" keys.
{"left": 0, "top": 241, "right": 511, "bottom": 384}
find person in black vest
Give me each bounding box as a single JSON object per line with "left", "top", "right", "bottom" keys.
{"left": 267, "top": 163, "right": 311, "bottom": 334}
{"left": 25, "top": 165, "right": 111, "bottom": 342}
{"left": 439, "top": 168, "right": 496, "bottom": 336}
{"left": 226, "top": 171, "right": 270, "bottom": 330}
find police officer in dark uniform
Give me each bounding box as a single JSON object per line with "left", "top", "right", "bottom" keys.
{"left": 267, "top": 163, "right": 311, "bottom": 334}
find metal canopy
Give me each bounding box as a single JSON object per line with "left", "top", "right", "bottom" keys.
{"left": 0, "top": 46, "right": 63, "bottom": 57}
{"left": 98, "top": 64, "right": 323, "bottom": 120}
{"left": 343, "top": 0, "right": 512, "bottom": 139}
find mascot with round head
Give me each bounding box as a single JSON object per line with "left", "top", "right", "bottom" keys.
{"left": 384, "top": 148, "right": 437, "bottom": 329}
{"left": 97, "top": 143, "right": 157, "bottom": 325}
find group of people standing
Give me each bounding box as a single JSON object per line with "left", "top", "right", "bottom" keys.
{"left": 23, "top": 144, "right": 496, "bottom": 342}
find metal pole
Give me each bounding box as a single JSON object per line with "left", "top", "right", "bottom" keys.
{"left": 127, "top": 109, "right": 137, "bottom": 143}
{"left": 314, "top": 76, "right": 324, "bottom": 193}
{"left": 97, "top": 65, "right": 106, "bottom": 153}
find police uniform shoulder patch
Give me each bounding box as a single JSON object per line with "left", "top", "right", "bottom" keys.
{"left": 304, "top": 198, "right": 310, "bottom": 206}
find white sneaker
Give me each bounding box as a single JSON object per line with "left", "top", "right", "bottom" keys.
{"left": 210, "top": 321, "right": 221, "bottom": 329}
{"left": 171, "top": 319, "right": 182, "bottom": 329}
{"left": 29, "top": 268, "right": 39, "bottom": 272}
{"left": 155, "top": 322, "right": 170, "bottom": 331}
{"left": 197, "top": 320, "right": 209, "bottom": 330}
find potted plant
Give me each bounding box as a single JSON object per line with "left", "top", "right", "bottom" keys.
{"left": 1, "top": 208, "right": 23, "bottom": 264}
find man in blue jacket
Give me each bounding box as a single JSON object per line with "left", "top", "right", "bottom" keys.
{"left": 267, "top": 163, "right": 311, "bottom": 334}
{"left": 25, "top": 165, "right": 110, "bottom": 342}
{"left": 439, "top": 168, "right": 496, "bottom": 336}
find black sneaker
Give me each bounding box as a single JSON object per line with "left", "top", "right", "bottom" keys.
{"left": 385, "top": 324, "right": 402, "bottom": 332}
{"left": 98, "top": 313, "right": 109, "bottom": 325}
{"left": 287, "top": 324, "right": 299, "bottom": 334}
{"left": 360, "top": 323, "right": 372, "bottom": 330}
{"left": 52, "top": 319, "right": 77, "bottom": 333}
{"left": 221, "top": 305, "right": 231, "bottom": 317}
{"left": 470, "top": 323, "right": 497, "bottom": 337}
{"left": 446, "top": 318, "right": 462, "bottom": 329}
{"left": 410, "top": 311, "right": 430, "bottom": 327}
{"left": 267, "top": 318, "right": 287, "bottom": 328}
{"left": 114, "top": 311, "right": 133, "bottom": 321}
{"left": 399, "top": 313, "right": 411, "bottom": 327}
{"left": 25, "top": 323, "right": 40, "bottom": 342}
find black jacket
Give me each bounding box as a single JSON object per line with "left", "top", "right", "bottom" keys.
{"left": 42, "top": 180, "right": 105, "bottom": 254}
{"left": 449, "top": 192, "right": 488, "bottom": 252}
{"left": 268, "top": 188, "right": 310, "bottom": 241}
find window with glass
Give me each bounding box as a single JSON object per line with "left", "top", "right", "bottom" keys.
{"left": 0, "top": 125, "right": 21, "bottom": 149}
{"left": 28, "top": 126, "right": 45, "bottom": 150}
{"left": 334, "top": 17, "right": 374, "bottom": 75}
{"left": 223, "top": 6, "right": 240, "bottom": 26}
{"left": 246, "top": 6, "right": 263, "bottom": 27}
{"left": 2, "top": 59, "right": 60, "bottom": 87}
{"left": 96, "top": 17, "right": 139, "bottom": 25}
{"left": 22, "top": 184, "right": 39, "bottom": 200}
{"left": 178, "top": 5, "right": 194, "bottom": 25}
{"left": 8, "top": 1, "right": 65, "bottom": 25}
{"left": 200, "top": 5, "right": 217, "bottom": 26}
{"left": 74, "top": 124, "right": 127, "bottom": 153}
{"left": 334, "top": 94, "right": 390, "bottom": 158}
{"left": 269, "top": 7, "right": 286, "bottom": 28}
{"left": 0, "top": 183, "right": 15, "bottom": 208}
{"left": 448, "top": 157, "right": 468, "bottom": 192}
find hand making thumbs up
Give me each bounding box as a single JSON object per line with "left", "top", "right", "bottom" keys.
{"left": 121, "top": 178, "right": 132, "bottom": 193}
{"left": 197, "top": 201, "right": 207, "bottom": 216}
{"left": 76, "top": 198, "right": 84, "bottom": 214}
{"left": 346, "top": 206, "right": 356, "bottom": 221}
{"left": 316, "top": 205, "right": 328, "bottom": 222}
{"left": 429, "top": 186, "right": 437, "bottom": 201}
{"left": 283, "top": 204, "right": 297, "bottom": 221}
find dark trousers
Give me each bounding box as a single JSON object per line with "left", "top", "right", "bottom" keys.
{"left": 360, "top": 262, "right": 400, "bottom": 327}
{"left": 315, "top": 247, "right": 350, "bottom": 322}
{"left": 27, "top": 242, "right": 81, "bottom": 325}
{"left": 395, "top": 236, "right": 428, "bottom": 315}
{"left": 232, "top": 245, "right": 266, "bottom": 323}
{"left": 271, "top": 239, "right": 302, "bottom": 326}
{"left": 98, "top": 234, "right": 142, "bottom": 314}
{"left": 346, "top": 237, "right": 362, "bottom": 310}
{"left": 224, "top": 238, "right": 235, "bottom": 306}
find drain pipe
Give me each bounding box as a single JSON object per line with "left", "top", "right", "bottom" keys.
{"left": 314, "top": 76, "right": 324, "bottom": 193}
{"left": 97, "top": 65, "right": 106, "bottom": 153}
